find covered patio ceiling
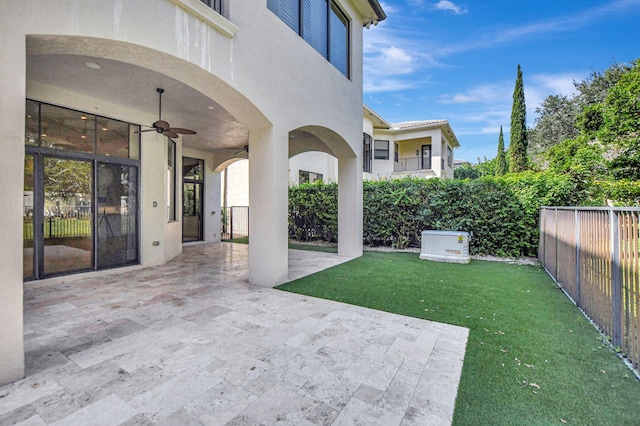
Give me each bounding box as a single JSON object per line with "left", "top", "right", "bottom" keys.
{"left": 26, "top": 52, "right": 249, "bottom": 153}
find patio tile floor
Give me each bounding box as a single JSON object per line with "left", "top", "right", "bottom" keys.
{"left": 1, "top": 243, "right": 468, "bottom": 425}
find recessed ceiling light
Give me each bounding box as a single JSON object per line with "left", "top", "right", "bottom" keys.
{"left": 208, "top": 106, "right": 215, "bottom": 110}
{"left": 101, "top": 127, "right": 108, "bottom": 131}
{"left": 80, "top": 116, "right": 87, "bottom": 120}
{"left": 85, "top": 61, "right": 102, "bottom": 70}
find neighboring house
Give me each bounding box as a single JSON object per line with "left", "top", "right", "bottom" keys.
{"left": 0, "top": 0, "right": 385, "bottom": 385}
{"left": 287, "top": 105, "right": 461, "bottom": 184}
{"left": 454, "top": 159, "right": 471, "bottom": 169}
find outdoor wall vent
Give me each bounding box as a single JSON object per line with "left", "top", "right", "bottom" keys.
{"left": 420, "top": 230, "right": 470, "bottom": 264}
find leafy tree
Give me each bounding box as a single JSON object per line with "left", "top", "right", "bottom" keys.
{"left": 599, "top": 59, "right": 640, "bottom": 180}
{"left": 528, "top": 94, "right": 578, "bottom": 166}
{"left": 574, "top": 62, "right": 632, "bottom": 107}
{"left": 454, "top": 163, "right": 480, "bottom": 180}
{"left": 495, "top": 126, "right": 507, "bottom": 176}
{"left": 509, "top": 64, "right": 528, "bottom": 172}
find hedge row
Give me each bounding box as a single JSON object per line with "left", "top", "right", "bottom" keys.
{"left": 288, "top": 172, "right": 578, "bottom": 258}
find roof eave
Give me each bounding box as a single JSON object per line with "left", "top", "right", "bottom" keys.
{"left": 355, "top": 0, "right": 386, "bottom": 26}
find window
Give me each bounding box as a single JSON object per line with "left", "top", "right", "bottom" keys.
{"left": 24, "top": 100, "right": 140, "bottom": 280}
{"left": 299, "top": 170, "right": 323, "bottom": 184}
{"left": 199, "top": 0, "right": 225, "bottom": 15}
{"left": 374, "top": 140, "right": 389, "bottom": 160}
{"left": 268, "top": 0, "right": 350, "bottom": 77}
{"left": 363, "top": 133, "right": 372, "bottom": 173}
{"left": 447, "top": 146, "right": 453, "bottom": 168}
{"left": 167, "top": 139, "right": 177, "bottom": 222}
{"left": 394, "top": 143, "right": 399, "bottom": 162}
{"left": 27, "top": 100, "right": 140, "bottom": 159}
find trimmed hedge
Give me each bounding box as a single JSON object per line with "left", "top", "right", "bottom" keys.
{"left": 289, "top": 172, "right": 578, "bottom": 258}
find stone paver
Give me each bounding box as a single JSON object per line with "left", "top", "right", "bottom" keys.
{"left": 1, "top": 243, "right": 469, "bottom": 425}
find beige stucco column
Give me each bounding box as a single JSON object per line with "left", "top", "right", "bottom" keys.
{"left": 248, "top": 126, "right": 289, "bottom": 287}
{"left": 0, "top": 33, "right": 26, "bottom": 386}
{"left": 338, "top": 156, "right": 363, "bottom": 258}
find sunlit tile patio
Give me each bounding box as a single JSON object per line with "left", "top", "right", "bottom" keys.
{"left": 0, "top": 243, "right": 468, "bottom": 425}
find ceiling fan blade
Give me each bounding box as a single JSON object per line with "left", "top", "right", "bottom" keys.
{"left": 169, "top": 128, "right": 196, "bottom": 135}
{"left": 134, "top": 129, "right": 156, "bottom": 133}
{"left": 164, "top": 130, "right": 179, "bottom": 138}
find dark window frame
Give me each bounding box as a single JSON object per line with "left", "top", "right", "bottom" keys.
{"left": 199, "top": 0, "right": 226, "bottom": 16}
{"left": 374, "top": 139, "right": 389, "bottom": 160}
{"left": 267, "top": 0, "right": 351, "bottom": 77}
{"left": 167, "top": 139, "right": 177, "bottom": 222}
{"left": 363, "top": 133, "right": 372, "bottom": 173}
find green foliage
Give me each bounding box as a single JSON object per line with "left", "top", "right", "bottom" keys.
{"left": 509, "top": 64, "right": 529, "bottom": 172}
{"left": 288, "top": 181, "right": 338, "bottom": 242}
{"left": 289, "top": 175, "right": 578, "bottom": 258}
{"left": 454, "top": 163, "right": 480, "bottom": 180}
{"left": 595, "top": 180, "right": 640, "bottom": 206}
{"left": 528, "top": 94, "right": 579, "bottom": 167}
{"left": 495, "top": 126, "right": 508, "bottom": 176}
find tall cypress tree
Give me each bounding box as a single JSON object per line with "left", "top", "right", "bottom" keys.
{"left": 496, "top": 125, "right": 507, "bottom": 176}
{"left": 509, "top": 64, "right": 528, "bottom": 172}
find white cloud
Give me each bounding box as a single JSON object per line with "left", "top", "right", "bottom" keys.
{"left": 439, "top": 83, "right": 507, "bottom": 104}
{"left": 364, "top": 79, "right": 417, "bottom": 93}
{"left": 433, "top": 1, "right": 467, "bottom": 14}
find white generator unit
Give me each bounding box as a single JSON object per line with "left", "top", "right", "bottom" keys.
{"left": 420, "top": 230, "right": 470, "bottom": 264}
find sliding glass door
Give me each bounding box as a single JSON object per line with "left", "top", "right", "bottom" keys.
{"left": 24, "top": 99, "right": 140, "bottom": 280}
{"left": 43, "top": 157, "right": 93, "bottom": 275}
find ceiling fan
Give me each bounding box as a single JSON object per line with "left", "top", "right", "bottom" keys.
{"left": 136, "top": 88, "right": 196, "bottom": 138}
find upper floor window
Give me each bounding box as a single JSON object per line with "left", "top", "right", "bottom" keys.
{"left": 447, "top": 146, "right": 453, "bottom": 168}
{"left": 200, "top": 0, "right": 225, "bottom": 15}
{"left": 363, "top": 133, "right": 372, "bottom": 173}
{"left": 374, "top": 140, "right": 389, "bottom": 160}
{"left": 267, "top": 0, "right": 350, "bottom": 77}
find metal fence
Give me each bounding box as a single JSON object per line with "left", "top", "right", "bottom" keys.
{"left": 221, "top": 206, "right": 249, "bottom": 241}
{"left": 24, "top": 206, "right": 92, "bottom": 239}
{"left": 539, "top": 207, "right": 640, "bottom": 372}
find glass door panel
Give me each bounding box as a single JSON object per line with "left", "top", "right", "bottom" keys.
{"left": 24, "top": 155, "right": 35, "bottom": 279}
{"left": 182, "top": 182, "right": 203, "bottom": 242}
{"left": 422, "top": 145, "right": 432, "bottom": 170}
{"left": 43, "top": 157, "right": 93, "bottom": 275}
{"left": 97, "top": 163, "right": 138, "bottom": 269}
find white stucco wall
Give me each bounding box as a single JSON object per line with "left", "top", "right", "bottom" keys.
{"left": 289, "top": 152, "right": 339, "bottom": 184}
{"left": 1, "top": 0, "right": 370, "bottom": 384}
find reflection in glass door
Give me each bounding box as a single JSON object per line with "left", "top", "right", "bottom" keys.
{"left": 23, "top": 155, "right": 35, "bottom": 279}
{"left": 183, "top": 157, "right": 204, "bottom": 242}
{"left": 97, "top": 163, "right": 138, "bottom": 269}
{"left": 43, "top": 157, "right": 93, "bottom": 276}
{"left": 183, "top": 182, "right": 203, "bottom": 242}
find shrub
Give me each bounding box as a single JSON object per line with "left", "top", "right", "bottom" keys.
{"left": 289, "top": 174, "right": 578, "bottom": 258}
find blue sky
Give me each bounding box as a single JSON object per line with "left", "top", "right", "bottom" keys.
{"left": 362, "top": 0, "right": 640, "bottom": 163}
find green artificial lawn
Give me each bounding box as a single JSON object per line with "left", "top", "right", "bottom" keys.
{"left": 277, "top": 251, "right": 640, "bottom": 425}
{"left": 224, "top": 237, "right": 338, "bottom": 253}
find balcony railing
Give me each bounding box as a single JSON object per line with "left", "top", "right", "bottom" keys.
{"left": 394, "top": 157, "right": 432, "bottom": 172}
{"left": 199, "top": 0, "right": 224, "bottom": 16}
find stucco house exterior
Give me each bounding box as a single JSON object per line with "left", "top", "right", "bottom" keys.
{"left": 0, "top": 0, "right": 385, "bottom": 385}
{"left": 288, "top": 105, "right": 460, "bottom": 184}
